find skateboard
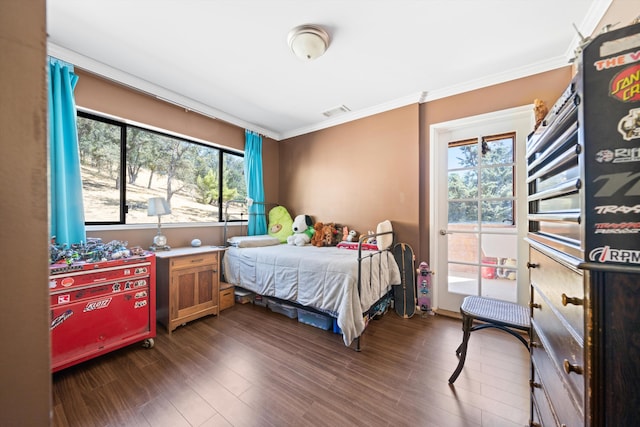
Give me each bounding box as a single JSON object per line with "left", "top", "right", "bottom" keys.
{"left": 392, "top": 243, "right": 416, "bottom": 318}
{"left": 416, "top": 261, "right": 433, "bottom": 313}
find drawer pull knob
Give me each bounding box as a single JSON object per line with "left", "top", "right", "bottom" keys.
{"left": 529, "top": 379, "right": 542, "bottom": 389}
{"left": 563, "top": 359, "right": 583, "bottom": 375}
{"left": 529, "top": 302, "right": 541, "bottom": 309}
{"left": 190, "top": 258, "right": 204, "bottom": 263}
{"left": 526, "top": 262, "right": 539, "bottom": 269}
{"left": 561, "top": 293, "right": 583, "bottom": 306}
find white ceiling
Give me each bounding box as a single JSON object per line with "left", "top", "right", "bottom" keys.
{"left": 47, "top": 0, "right": 612, "bottom": 141}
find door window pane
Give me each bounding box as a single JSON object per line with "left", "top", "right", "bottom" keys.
{"left": 447, "top": 232, "right": 479, "bottom": 264}
{"left": 448, "top": 170, "right": 478, "bottom": 199}
{"left": 448, "top": 264, "right": 479, "bottom": 296}
{"left": 448, "top": 201, "right": 478, "bottom": 224}
{"left": 481, "top": 165, "right": 514, "bottom": 198}
{"left": 481, "top": 200, "right": 514, "bottom": 224}
{"left": 448, "top": 141, "right": 478, "bottom": 169}
{"left": 482, "top": 136, "right": 514, "bottom": 165}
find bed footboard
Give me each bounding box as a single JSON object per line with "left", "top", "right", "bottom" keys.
{"left": 354, "top": 229, "right": 396, "bottom": 351}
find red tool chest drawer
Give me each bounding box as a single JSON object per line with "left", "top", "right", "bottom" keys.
{"left": 49, "top": 254, "right": 156, "bottom": 372}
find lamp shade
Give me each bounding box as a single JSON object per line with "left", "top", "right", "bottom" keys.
{"left": 287, "top": 25, "right": 329, "bottom": 61}
{"left": 147, "top": 197, "right": 171, "bottom": 216}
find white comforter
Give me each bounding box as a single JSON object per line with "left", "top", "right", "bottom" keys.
{"left": 223, "top": 244, "right": 401, "bottom": 346}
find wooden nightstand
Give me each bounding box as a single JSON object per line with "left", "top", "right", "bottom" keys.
{"left": 219, "top": 282, "right": 235, "bottom": 311}
{"left": 154, "top": 246, "right": 226, "bottom": 333}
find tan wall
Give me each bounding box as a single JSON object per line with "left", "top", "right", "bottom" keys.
{"left": 280, "top": 67, "right": 573, "bottom": 262}
{"left": 279, "top": 104, "right": 420, "bottom": 252}
{"left": 419, "top": 66, "right": 575, "bottom": 262}
{"left": 73, "top": 71, "right": 280, "bottom": 247}
{"left": 0, "top": 0, "right": 51, "bottom": 425}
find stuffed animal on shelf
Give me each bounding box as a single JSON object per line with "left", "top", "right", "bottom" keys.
{"left": 346, "top": 229, "right": 358, "bottom": 242}
{"left": 533, "top": 98, "right": 548, "bottom": 130}
{"left": 311, "top": 222, "right": 325, "bottom": 247}
{"left": 287, "top": 214, "right": 315, "bottom": 246}
{"left": 342, "top": 226, "right": 349, "bottom": 242}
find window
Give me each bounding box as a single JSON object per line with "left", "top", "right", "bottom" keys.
{"left": 77, "top": 111, "right": 246, "bottom": 225}
{"left": 447, "top": 132, "right": 515, "bottom": 226}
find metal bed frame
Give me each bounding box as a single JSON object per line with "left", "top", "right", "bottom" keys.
{"left": 221, "top": 198, "right": 396, "bottom": 351}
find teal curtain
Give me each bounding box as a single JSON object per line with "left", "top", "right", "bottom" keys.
{"left": 244, "top": 130, "right": 266, "bottom": 235}
{"left": 48, "top": 57, "right": 86, "bottom": 246}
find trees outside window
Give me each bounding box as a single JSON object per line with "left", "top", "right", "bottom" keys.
{"left": 447, "top": 133, "right": 515, "bottom": 226}
{"left": 77, "top": 112, "right": 246, "bottom": 224}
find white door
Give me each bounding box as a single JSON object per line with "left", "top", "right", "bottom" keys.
{"left": 429, "top": 106, "right": 533, "bottom": 313}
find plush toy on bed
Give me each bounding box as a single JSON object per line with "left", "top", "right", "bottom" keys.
{"left": 341, "top": 226, "right": 349, "bottom": 241}
{"left": 287, "top": 214, "right": 315, "bottom": 246}
{"left": 310, "top": 222, "right": 325, "bottom": 247}
{"left": 268, "top": 206, "right": 294, "bottom": 243}
{"left": 321, "top": 223, "right": 339, "bottom": 246}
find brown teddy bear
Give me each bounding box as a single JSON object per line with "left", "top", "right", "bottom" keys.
{"left": 311, "top": 222, "right": 325, "bottom": 247}
{"left": 322, "top": 223, "right": 337, "bottom": 246}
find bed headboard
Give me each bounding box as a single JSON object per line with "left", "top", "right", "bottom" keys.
{"left": 222, "top": 199, "right": 280, "bottom": 243}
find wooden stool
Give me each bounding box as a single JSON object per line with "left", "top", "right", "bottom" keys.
{"left": 448, "top": 296, "right": 530, "bottom": 384}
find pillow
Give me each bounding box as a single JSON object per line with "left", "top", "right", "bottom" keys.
{"left": 268, "top": 206, "right": 294, "bottom": 243}
{"left": 376, "top": 220, "right": 393, "bottom": 250}
{"left": 227, "top": 235, "right": 280, "bottom": 248}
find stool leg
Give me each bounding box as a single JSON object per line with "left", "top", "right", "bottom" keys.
{"left": 449, "top": 313, "right": 473, "bottom": 384}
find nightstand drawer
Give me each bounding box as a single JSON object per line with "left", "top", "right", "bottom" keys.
{"left": 220, "top": 284, "right": 235, "bottom": 311}
{"left": 170, "top": 253, "right": 218, "bottom": 270}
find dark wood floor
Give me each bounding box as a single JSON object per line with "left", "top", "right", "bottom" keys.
{"left": 51, "top": 303, "right": 530, "bottom": 427}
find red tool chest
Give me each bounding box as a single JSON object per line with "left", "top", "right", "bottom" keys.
{"left": 49, "top": 253, "right": 156, "bottom": 372}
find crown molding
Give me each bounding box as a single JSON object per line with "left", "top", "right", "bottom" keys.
{"left": 422, "top": 55, "right": 571, "bottom": 103}
{"left": 47, "top": 42, "right": 280, "bottom": 140}
{"left": 280, "top": 91, "right": 427, "bottom": 140}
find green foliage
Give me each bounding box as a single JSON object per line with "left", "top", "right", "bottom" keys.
{"left": 77, "top": 114, "right": 246, "bottom": 223}
{"left": 196, "top": 169, "right": 219, "bottom": 204}
{"left": 448, "top": 139, "right": 514, "bottom": 225}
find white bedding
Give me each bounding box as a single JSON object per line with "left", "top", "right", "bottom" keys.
{"left": 223, "top": 243, "right": 401, "bottom": 346}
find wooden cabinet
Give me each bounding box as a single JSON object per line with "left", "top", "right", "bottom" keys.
{"left": 526, "top": 21, "right": 640, "bottom": 426}
{"left": 528, "top": 244, "right": 585, "bottom": 426}
{"left": 219, "top": 282, "right": 235, "bottom": 311}
{"left": 155, "top": 247, "right": 225, "bottom": 333}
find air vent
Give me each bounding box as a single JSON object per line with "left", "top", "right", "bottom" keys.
{"left": 322, "top": 104, "right": 350, "bottom": 118}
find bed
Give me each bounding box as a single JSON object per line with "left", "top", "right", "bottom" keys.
{"left": 221, "top": 201, "right": 401, "bottom": 349}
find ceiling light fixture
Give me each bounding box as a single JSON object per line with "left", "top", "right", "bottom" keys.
{"left": 287, "top": 24, "right": 329, "bottom": 61}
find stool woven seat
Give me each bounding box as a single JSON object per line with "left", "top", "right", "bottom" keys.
{"left": 448, "top": 296, "right": 530, "bottom": 384}
{"left": 461, "top": 296, "right": 530, "bottom": 329}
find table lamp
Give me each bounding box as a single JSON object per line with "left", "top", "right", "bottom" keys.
{"left": 148, "top": 197, "right": 171, "bottom": 251}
